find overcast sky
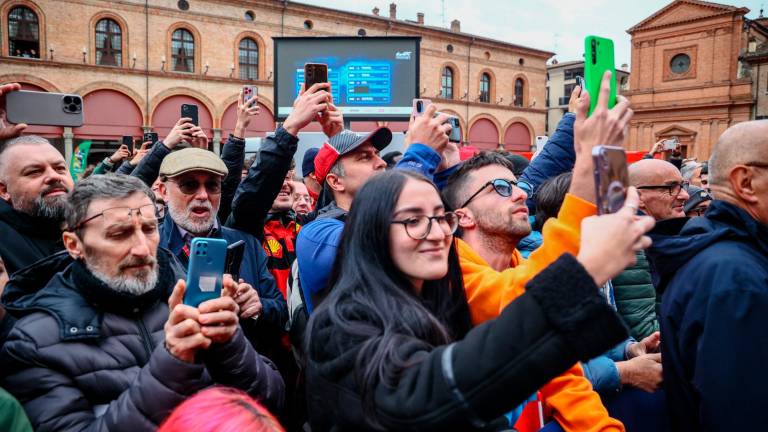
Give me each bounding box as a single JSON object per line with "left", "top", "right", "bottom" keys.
{"left": 295, "top": 0, "right": 767, "bottom": 67}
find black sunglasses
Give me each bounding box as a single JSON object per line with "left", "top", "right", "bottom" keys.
{"left": 459, "top": 178, "right": 518, "bottom": 208}
{"left": 169, "top": 178, "right": 222, "bottom": 195}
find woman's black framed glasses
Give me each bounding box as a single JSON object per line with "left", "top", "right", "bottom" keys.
{"left": 459, "top": 178, "right": 517, "bottom": 208}
{"left": 391, "top": 212, "right": 459, "bottom": 240}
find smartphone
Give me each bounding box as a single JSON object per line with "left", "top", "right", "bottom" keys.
{"left": 304, "top": 63, "right": 328, "bottom": 90}
{"left": 143, "top": 132, "right": 159, "bottom": 144}
{"left": 584, "top": 36, "right": 617, "bottom": 116}
{"left": 575, "top": 76, "right": 587, "bottom": 91}
{"left": 412, "top": 98, "right": 432, "bottom": 117}
{"left": 184, "top": 238, "right": 228, "bottom": 307}
{"left": 181, "top": 103, "right": 199, "bottom": 126}
{"left": 663, "top": 138, "right": 679, "bottom": 151}
{"left": 6, "top": 90, "right": 84, "bottom": 127}
{"left": 447, "top": 117, "right": 461, "bottom": 143}
{"left": 592, "top": 146, "right": 629, "bottom": 215}
{"left": 121, "top": 136, "right": 134, "bottom": 151}
{"left": 243, "top": 85, "right": 258, "bottom": 104}
{"left": 225, "top": 240, "right": 246, "bottom": 282}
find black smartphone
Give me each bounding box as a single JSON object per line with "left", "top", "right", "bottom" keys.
{"left": 181, "top": 104, "right": 199, "bottom": 126}
{"left": 225, "top": 240, "right": 246, "bottom": 282}
{"left": 121, "top": 136, "right": 134, "bottom": 151}
{"left": 592, "top": 146, "right": 629, "bottom": 215}
{"left": 143, "top": 132, "right": 158, "bottom": 144}
{"left": 304, "top": 63, "right": 328, "bottom": 90}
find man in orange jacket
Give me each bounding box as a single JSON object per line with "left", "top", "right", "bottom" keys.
{"left": 443, "top": 72, "right": 633, "bottom": 432}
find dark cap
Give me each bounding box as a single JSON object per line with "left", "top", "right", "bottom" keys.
{"left": 302, "top": 147, "right": 319, "bottom": 178}
{"left": 314, "top": 127, "right": 392, "bottom": 181}
{"left": 683, "top": 185, "right": 713, "bottom": 213}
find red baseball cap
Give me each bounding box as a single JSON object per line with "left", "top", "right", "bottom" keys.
{"left": 314, "top": 127, "right": 392, "bottom": 182}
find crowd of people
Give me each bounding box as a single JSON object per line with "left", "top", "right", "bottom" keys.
{"left": 0, "top": 69, "right": 766, "bottom": 432}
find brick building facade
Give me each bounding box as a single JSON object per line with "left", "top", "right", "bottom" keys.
{"left": 0, "top": 0, "right": 553, "bottom": 165}
{"left": 625, "top": 0, "right": 768, "bottom": 160}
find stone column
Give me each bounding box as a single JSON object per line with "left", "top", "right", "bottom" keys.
{"left": 213, "top": 128, "right": 222, "bottom": 155}
{"left": 699, "top": 120, "right": 712, "bottom": 161}
{"left": 63, "top": 127, "right": 74, "bottom": 168}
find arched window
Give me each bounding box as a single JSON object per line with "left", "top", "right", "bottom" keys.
{"left": 8, "top": 6, "right": 39, "bottom": 58}
{"left": 441, "top": 67, "right": 454, "bottom": 99}
{"left": 238, "top": 38, "right": 259, "bottom": 80}
{"left": 479, "top": 73, "right": 491, "bottom": 103}
{"left": 172, "top": 28, "right": 194, "bottom": 72}
{"left": 95, "top": 18, "right": 122, "bottom": 66}
{"left": 514, "top": 78, "right": 524, "bottom": 107}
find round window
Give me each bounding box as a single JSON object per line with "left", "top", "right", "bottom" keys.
{"left": 304, "top": 20, "right": 313, "bottom": 30}
{"left": 670, "top": 54, "right": 691, "bottom": 74}
{"left": 447, "top": 44, "right": 454, "bottom": 53}
{"left": 244, "top": 11, "right": 255, "bottom": 21}
{"left": 177, "top": 0, "right": 189, "bottom": 11}
{"left": 357, "top": 28, "right": 367, "bottom": 36}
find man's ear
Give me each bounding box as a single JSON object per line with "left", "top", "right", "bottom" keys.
{"left": 156, "top": 181, "right": 168, "bottom": 201}
{"left": 729, "top": 166, "right": 758, "bottom": 204}
{"left": 636, "top": 191, "right": 649, "bottom": 212}
{"left": 62, "top": 231, "right": 84, "bottom": 260}
{"left": 0, "top": 181, "right": 10, "bottom": 203}
{"left": 454, "top": 208, "right": 476, "bottom": 229}
{"left": 325, "top": 173, "right": 345, "bottom": 194}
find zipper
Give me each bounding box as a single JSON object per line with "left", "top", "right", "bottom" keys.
{"left": 136, "top": 316, "right": 155, "bottom": 360}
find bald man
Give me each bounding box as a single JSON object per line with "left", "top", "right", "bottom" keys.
{"left": 648, "top": 120, "right": 768, "bottom": 431}
{"left": 629, "top": 159, "right": 690, "bottom": 221}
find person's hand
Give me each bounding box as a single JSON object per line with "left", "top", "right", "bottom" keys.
{"left": 437, "top": 142, "right": 460, "bottom": 172}
{"left": 164, "top": 280, "right": 212, "bottom": 363}
{"left": 164, "top": 117, "right": 195, "bottom": 149}
{"left": 650, "top": 140, "right": 665, "bottom": 155}
{"left": 404, "top": 104, "right": 451, "bottom": 154}
{"left": 0, "top": 83, "right": 27, "bottom": 140}
{"left": 567, "top": 85, "right": 581, "bottom": 113}
{"left": 189, "top": 126, "right": 209, "bottom": 149}
{"left": 197, "top": 275, "right": 240, "bottom": 344}
{"left": 128, "top": 141, "right": 151, "bottom": 166}
{"left": 627, "top": 331, "right": 661, "bottom": 359}
{"left": 576, "top": 187, "right": 655, "bottom": 286}
{"left": 574, "top": 71, "right": 633, "bottom": 153}
{"left": 317, "top": 100, "right": 344, "bottom": 138}
{"left": 234, "top": 88, "right": 260, "bottom": 139}
{"left": 616, "top": 353, "right": 663, "bottom": 393}
{"left": 109, "top": 145, "right": 131, "bottom": 163}
{"left": 283, "top": 83, "right": 332, "bottom": 137}
{"left": 230, "top": 278, "right": 263, "bottom": 320}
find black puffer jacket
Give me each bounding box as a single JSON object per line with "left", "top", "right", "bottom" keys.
{"left": 306, "top": 254, "right": 628, "bottom": 431}
{"left": 0, "top": 199, "right": 63, "bottom": 276}
{"left": 0, "top": 249, "right": 284, "bottom": 432}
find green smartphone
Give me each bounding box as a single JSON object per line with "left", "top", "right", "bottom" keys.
{"left": 584, "top": 35, "right": 617, "bottom": 116}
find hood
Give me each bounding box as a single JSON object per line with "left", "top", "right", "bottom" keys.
{"left": 645, "top": 200, "right": 768, "bottom": 293}
{"left": 1, "top": 250, "right": 73, "bottom": 310}
{"left": 0, "top": 199, "right": 63, "bottom": 236}
{"left": 316, "top": 201, "right": 348, "bottom": 221}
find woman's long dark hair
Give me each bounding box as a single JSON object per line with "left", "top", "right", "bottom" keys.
{"left": 306, "top": 170, "right": 472, "bottom": 425}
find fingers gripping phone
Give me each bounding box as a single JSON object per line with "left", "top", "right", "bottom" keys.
{"left": 184, "top": 238, "right": 228, "bottom": 307}
{"left": 6, "top": 90, "right": 85, "bottom": 127}
{"left": 122, "top": 136, "right": 134, "bottom": 152}
{"left": 412, "top": 98, "right": 432, "bottom": 117}
{"left": 435, "top": 111, "right": 461, "bottom": 143}
{"left": 592, "top": 146, "right": 629, "bottom": 215}
{"left": 243, "top": 85, "right": 258, "bottom": 104}
{"left": 584, "top": 36, "right": 617, "bottom": 116}
{"left": 181, "top": 104, "right": 199, "bottom": 127}
{"left": 225, "top": 240, "right": 246, "bottom": 282}
{"left": 304, "top": 63, "right": 328, "bottom": 89}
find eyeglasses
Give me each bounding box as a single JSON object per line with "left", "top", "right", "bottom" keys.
{"left": 459, "top": 178, "right": 518, "bottom": 208}
{"left": 636, "top": 181, "right": 689, "bottom": 197}
{"left": 745, "top": 162, "right": 768, "bottom": 170}
{"left": 71, "top": 203, "right": 164, "bottom": 231}
{"left": 391, "top": 212, "right": 459, "bottom": 240}
{"left": 169, "top": 178, "right": 222, "bottom": 195}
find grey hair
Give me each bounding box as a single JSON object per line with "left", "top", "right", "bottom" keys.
{"left": 0, "top": 135, "right": 53, "bottom": 180}
{"left": 66, "top": 174, "right": 156, "bottom": 232}
{"left": 329, "top": 159, "right": 345, "bottom": 178}
{"left": 680, "top": 162, "right": 701, "bottom": 181}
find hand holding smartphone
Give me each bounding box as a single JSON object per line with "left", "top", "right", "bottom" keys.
{"left": 304, "top": 63, "right": 329, "bottom": 90}
{"left": 143, "top": 132, "right": 159, "bottom": 145}
{"left": 243, "top": 85, "right": 258, "bottom": 104}
{"left": 225, "top": 240, "right": 246, "bottom": 282}
{"left": 592, "top": 146, "right": 629, "bottom": 215}
{"left": 184, "top": 238, "right": 228, "bottom": 307}
{"left": 412, "top": 99, "right": 432, "bottom": 117}
{"left": 181, "top": 104, "right": 199, "bottom": 127}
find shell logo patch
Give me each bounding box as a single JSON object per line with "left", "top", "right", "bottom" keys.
{"left": 265, "top": 238, "right": 283, "bottom": 258}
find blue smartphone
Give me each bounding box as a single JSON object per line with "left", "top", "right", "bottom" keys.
{"left": 184, "top": 237, "right": 228, "bottom": 307}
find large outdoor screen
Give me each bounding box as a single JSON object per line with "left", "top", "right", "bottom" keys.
{"left": 273, "top": 37, "right": 420, "bottom": 121}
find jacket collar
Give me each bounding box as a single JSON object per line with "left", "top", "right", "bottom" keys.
{"left": 0, "top": 199, "right": 63, "bottom": 237}
{"left": 160, "top": 214, "right": 222, "bottom": 256}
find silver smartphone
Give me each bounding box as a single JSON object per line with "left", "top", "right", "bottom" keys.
{"left": 6, "top": 90, "right": 84, "bottom": 127}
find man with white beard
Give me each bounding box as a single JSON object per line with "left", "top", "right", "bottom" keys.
{"left": 155, "top": 148, "right": 287, "bottom": 347}
{"left": 0, "top": 174, "right": 284, "bottom": 431}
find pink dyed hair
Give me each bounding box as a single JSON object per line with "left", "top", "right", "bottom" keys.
{"left": 158, "top": 386, "right": 285, "bottom": 432}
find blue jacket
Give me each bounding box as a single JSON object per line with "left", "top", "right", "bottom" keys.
{"left": 647, "top": 200, "right": 768, "bottom": 431}
{"left": 159, "top": 216, "right": 287, "bottom": 332}
{"left": 519, "top": 113, "right": 576, "bottom": 211}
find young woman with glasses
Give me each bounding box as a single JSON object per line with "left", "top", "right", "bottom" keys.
{"left": 305, "top": 169, "right": 654, "bottom": 430}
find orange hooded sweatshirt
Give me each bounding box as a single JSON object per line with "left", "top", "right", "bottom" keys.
{"left": 458, "top": 194, "right": 624, "bottom": 432}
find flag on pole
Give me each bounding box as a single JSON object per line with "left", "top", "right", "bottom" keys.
{"left": 70, "top": 140, "right": 92, "bottom": 182}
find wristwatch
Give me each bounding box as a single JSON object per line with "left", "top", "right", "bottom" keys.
{"left": 102, "top": 157, "right": 115, "bottom": 167}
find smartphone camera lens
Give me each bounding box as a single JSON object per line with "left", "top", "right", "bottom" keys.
{"left": 417, "top": 101, "right": 423, "bottom": 112}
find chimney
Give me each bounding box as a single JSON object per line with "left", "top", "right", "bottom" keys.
{"left": 372, "top": 7, "right": 380, "bottom": 16}
{"left": 450, "top": 19, "right": 460, "bottom": 32}
{"left": 389, "top": 3, "right": 397, "bottom": 19}
{"left": 417, "top": 12, "right": 424, "bottom": 24}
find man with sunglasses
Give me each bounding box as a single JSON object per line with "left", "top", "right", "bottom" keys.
{"left": 0, "top": 174, "right": 284, "bottom": 431}
{"left": 628, "top": 159, "right": 690, "bottom": 221}
{"left": 156, "top": 148, "right": 287, "bottom": 348}
{"left": 648, "top": 120, "right": 768, "bottom": 431}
